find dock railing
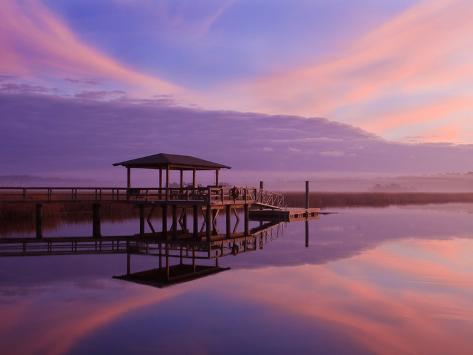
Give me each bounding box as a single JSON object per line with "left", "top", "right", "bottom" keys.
{"left": 0, "top": 186, "right": 260, "bottom": 204}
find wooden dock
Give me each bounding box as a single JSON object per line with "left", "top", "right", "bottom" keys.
{"left": 0, "top": 153, "right": 320, "bottom": 285}
{"left": 250, "top": 207, "right": 320, "bottom": 222}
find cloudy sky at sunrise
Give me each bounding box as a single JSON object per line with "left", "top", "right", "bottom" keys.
{"left": 1, "top": 0, "right": 473, "bottom": 180}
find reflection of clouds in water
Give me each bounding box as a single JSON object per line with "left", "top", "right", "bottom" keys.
{"left": 319, "top": 225, "right": 345, "bottom": 232}
{"left": 0, "top": 280, "right": 186, "bottom": 355}
{"left": 0, "top": 206, "right": 472, "bottom": 354}
{"left": 219, "top": 239, "right": 473, "bottom": 354}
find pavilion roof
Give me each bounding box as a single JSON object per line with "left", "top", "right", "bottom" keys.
{"left": 113, "top": 153, "right": 231, "bottom": 170}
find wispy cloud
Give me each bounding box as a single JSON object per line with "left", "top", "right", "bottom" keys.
{"left": 221, "top": 0, "right": 473, "bottom": 142}
{"left": 0, "top": 0, "right": 182, "bottom": 96}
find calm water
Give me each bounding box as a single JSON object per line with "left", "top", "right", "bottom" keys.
{"left": 1, "top": 204, "right": 473, "bottom": 354}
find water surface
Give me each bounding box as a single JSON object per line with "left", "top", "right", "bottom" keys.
{"left": 1, "top": 204, "right": 472, "bottom": 354}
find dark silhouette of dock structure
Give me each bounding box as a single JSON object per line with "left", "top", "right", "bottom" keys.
{"left": 0, "top": 153, "right": 319, "bottom": 286}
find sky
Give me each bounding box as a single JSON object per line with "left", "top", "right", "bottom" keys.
{"left": 1, "top": 0, "right": 473, "bottom": 180}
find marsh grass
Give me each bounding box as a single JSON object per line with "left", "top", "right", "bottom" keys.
{"left": 2, "top": 192, "right": 473, "bottom": 236}
{"left": 285, "top": 192, "right": 473, "bottom": 208}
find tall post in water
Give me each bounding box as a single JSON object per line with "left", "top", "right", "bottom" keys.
{"left": 259, "top": 180, "right": 264, "bottom": 204}
{"left": 305, "top": 180, "right": 310, "bottom": 247}
{"left": 305, "top": 180, "right": 310, "bottom": 209}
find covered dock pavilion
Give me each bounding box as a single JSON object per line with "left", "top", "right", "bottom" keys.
{"left": 113, "top": 153, "right": 231, "bottom": 190}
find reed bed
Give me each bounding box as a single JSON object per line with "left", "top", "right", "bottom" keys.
{"left": 2, "top": 192, "right": 473, "bottom": 235}
{"left": 284, "top": 192, "right": 473, "bottom": 208}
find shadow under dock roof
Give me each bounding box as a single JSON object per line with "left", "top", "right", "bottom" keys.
{"left": 113, "top": 153, "right": 231, "bottom": 170}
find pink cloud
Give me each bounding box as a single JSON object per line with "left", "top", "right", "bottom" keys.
{"left": 222, "top": 0, "right": 473, "bottom": 143}
{"left": 0, "top": 0, "right": 182, "bottom": 96}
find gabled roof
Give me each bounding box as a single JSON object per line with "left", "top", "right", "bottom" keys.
{"left": 113, "top": 153, "right": 231, "bottom": 170}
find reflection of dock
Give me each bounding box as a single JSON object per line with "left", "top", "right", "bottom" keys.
{"left": 114, "top": 264, "right": 230, "bottom": 288}
{"left": 0, "top": 221, "right": 283, "bottom": 259}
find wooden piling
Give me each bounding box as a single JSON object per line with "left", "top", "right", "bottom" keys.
{"left": 162, "top": 205, "right": 168, "bottom": 237}
{"left": 127, "top": 252, "right": 131, "bottom": 275}
{"left": 159, "top": 241, "right": 162, "bottom": 269}
{"left": 192, "top": 247, "right": 196, "bottom": 272}
{"left": 193, "top": 205, "right": 199, "bottom": 238}
{"left": 244, "top": 203, "right": 249, "bottom": 236}
{"left": 92, "top": 203, "right": 101, "bottom": 238}
{"left": 206, "top": 205, "right": 212, "bottom": 242}
{"left": 182, "top": 207, "right": 187, "bottom": 232}
{"left": 35, "top": 203, "right": 43, "bottom": 239}
{"left": 172, "top": 205, "right": 177, "bottom": 238}
{"left": 139, "top": 204, "right": 145, "bottom": 237}
{"left": 158, "top": 169, "right": 163, "bottom": 199}
{"left": 165, "top": 242, "right": 170, "bottom": 281}
{"left": 225, "top": 205, "right": 231, "bottom": 238}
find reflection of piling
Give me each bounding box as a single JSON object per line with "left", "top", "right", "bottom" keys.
{"left": 305, "top": 220, "right": 309, "bottom": 248}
